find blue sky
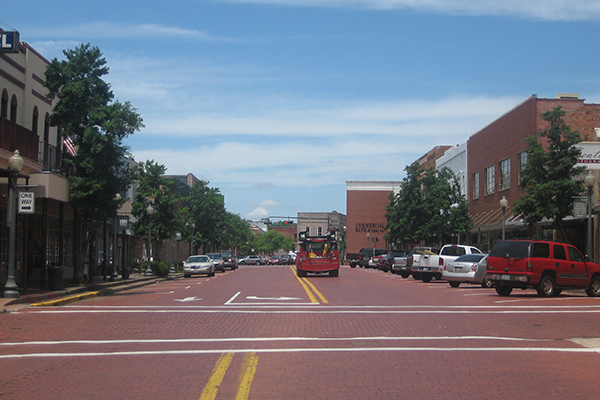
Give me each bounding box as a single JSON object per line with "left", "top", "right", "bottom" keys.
{"left": 3, "top": 0, "right": 600, "bottom": 221}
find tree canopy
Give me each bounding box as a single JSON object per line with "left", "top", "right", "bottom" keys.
{"left": 44, "top": 43, "right": 143, "bottom": 221}
{"left": 513, "top": 106, "right": 586, "bottom": 240}
{"left": 385, "top": 163, "right": 471, "bottom": 246}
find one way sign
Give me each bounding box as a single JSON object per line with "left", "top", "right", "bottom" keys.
{"left": 18, "top": 192, "right": 35, "bottom": 214}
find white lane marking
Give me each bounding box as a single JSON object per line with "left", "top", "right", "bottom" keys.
{"left": 1, "top": 346, "right": 599, "bottom": 360}
{"left": 224, "top": 291, "right": 241, "bottom": 305}
{"left": 174, "top": 297, "right": 202, "bottom": 302}
{"left": 18, "top": 309, "right": 600, "bottom": 314}
{"left": 246, "top": 296, "right": 302, "bottom": 301}
{"left": 0, "top": 335, "right": 554, "bottom": 347}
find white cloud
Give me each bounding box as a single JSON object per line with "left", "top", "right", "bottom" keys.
{"left": 142, "top": 96, "right": 520, "bottom": 137}
{"left": 245, "top": 207, "right": 270, "bottom": 219}
{"left": 24, "top": 22, "right": 238, "bottom": 42}
{"left": 220, "top": 0, "right": 600, "bottom": 21}
{"left": 260, "top": 199, "right": 282, "bottom": 207}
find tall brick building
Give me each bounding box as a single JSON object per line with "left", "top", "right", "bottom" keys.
{"left": 468, "top": 94, "right": 600, "bottom": 252}
{"left": 345, "top": 181, "right": 401, "bottom": 255}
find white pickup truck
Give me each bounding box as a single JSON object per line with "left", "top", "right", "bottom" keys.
{"left": 410, "top": 244, "right": 482, "bottom": 282}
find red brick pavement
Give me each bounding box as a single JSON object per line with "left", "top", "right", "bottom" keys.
{"left": 1, "top": 265, "right": 600, "bottom": 399}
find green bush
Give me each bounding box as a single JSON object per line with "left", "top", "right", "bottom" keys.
{"left": 156, "top": 261, "right": 170, "bottom": 277}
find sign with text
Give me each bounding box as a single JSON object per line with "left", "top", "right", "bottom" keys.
{"left": 0, "top": 31, "right": 20, "bottom": 53}
{"left": 18, "top": 192, "right": 35, "bottom": 214}
{"left": 576, "top": 142, "right": 600, "bottom": 169}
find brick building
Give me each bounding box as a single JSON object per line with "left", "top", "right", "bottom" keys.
{"left": 345, "top": 181, "right": 401, "bottom": 255}
{"left": 468, "top": 94, "right": 600, "bottom": 252}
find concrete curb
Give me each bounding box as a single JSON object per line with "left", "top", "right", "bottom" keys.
{"left": 1, "top": 274, "right": 181, "bottom": 312}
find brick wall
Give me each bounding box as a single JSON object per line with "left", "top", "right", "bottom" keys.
{"left": 346, "top": 188, "right": 394, "bottom": 254}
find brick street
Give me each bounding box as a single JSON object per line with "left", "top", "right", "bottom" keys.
{"left": 1, "top": 265, "right": 600, "bottom": 399}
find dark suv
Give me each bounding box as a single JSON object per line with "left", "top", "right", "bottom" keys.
{"left": 486, "top": 240, "right": 600, "bottom": 297}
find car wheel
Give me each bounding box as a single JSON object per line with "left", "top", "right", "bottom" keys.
{"left": 329, "top": 270, "right": 339, "bottom": 277}
{"left": 536, "top": 274, "right": 556, "bottom": 297}
{"left": 481, "top": 278, "right": 494, "bottom": 288}
{"left": 184, "top": 274, "right": 191, "bottom": 278}
{"left": 585, "top": 275, "right": 600, "bottom": 297}
{"left": 495, "top": 285, "right": 513, "bottom": 296}
{"left": 400, "top": 272, "right": 409, "bottom": 279}
{"left": 449, "top": 281, "right": 460, "bottom": 288}
{"left": 412, "top": 273, "right": 421, "bottom": 280}
{"left": 421, "top": 275, "right": 432, "bottom": 283}
{"left": 209, "top": 270, "right": 215, "bottom": 277}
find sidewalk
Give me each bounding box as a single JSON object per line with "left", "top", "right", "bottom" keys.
{"left": 0, "top": 272, "right": 182, "bottom": 313}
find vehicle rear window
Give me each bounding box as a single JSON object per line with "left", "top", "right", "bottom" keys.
{"left": 441, "top": 246, "right": 466, "bottom": 257}
{"left": 453, "top": 254, "right": 485, "bottom": 262}
{"left": 489, "top": 241, "right": 531, "bottom": 258}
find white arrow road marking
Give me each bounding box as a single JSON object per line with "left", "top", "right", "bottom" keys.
{"left": 246, "top": 296, "right": 302, "bottom": 301}
{"left": 174, "top": 297, "right": 202, "bottom": 302}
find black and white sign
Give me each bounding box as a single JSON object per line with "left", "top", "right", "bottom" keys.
{"left": 0, "top": 31, "right": 20, "bottom": 53}
{"left": 18, "top": 191, "right": 35, "bottom": 214}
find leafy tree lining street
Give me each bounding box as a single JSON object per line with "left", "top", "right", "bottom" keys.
{"left": 45, "top": 43, "right": 289, "bottom": 278}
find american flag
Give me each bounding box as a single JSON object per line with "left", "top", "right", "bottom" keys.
{"left": 63, "top": 136, "right": 77, "bottom": 156}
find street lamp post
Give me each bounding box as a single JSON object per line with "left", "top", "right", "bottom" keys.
{"left": 3, "top": 150, "right": 24, "bottom": 298}
{"left": 585, "top": 171, "right": 596, "bottom": 262}
{"left": 110, "top": 193, "right": 122, "bottom": 281}
{"left": 145, "top": 204, "right": 155, "bottom": 276}
{"left": 500, "top": 196, "right": 508, "bottom": 241}
{"left": 187, "top": 222, "right": 195, "bottom": 256}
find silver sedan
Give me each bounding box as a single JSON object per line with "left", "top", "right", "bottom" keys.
{"left": 442, "top": 254, "right": 492, "bottom": 288}
{"left": 183, "top": 255, "right": 215, "bottom": 278}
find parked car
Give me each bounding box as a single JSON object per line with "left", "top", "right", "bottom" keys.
{"left": 394, "top": 247, "right": 437, "bottom": 278}
{"left": 267, "top": 256, "right": 280, "bottom": 265}
{"left": 280, "top": 254, "right": 293, "bottom": 265}
{"left": 346, "top": 248, "right": 389, "bottom": 268}
{"left": 377, "top": 250, "right": 408, "bottom": 273}
{"left": 183, "top": 255, "right": 215, "bottom": 278}
{"left": 486, "top": 240, "right": 600, "bottom": 297}
{"left": 412, "top": 244, "right": 482, "bottom": 282}
{"left": 239, "top": 255, "right": 261, "bottom": 265}
{"left": 407, "top": 247, "right": 441, "bottom": 280}
{"left": 220, "top": 250, "right": 238, "bottom": 270}
{"left": 443, "top": 254, "right": 492, "bottom": 288}
{"left": 207, "top": 252, "right": 226, "bottom": 272}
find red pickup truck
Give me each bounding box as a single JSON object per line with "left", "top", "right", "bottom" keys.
{"left": 486, "top": 240, "right": 600, "bottom": 297}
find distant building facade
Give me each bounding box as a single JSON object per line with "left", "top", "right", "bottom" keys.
{"left": 345, "top": 181, "right": 401, "bottom": 254}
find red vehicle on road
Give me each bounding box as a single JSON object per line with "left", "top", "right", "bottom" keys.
{"left": 295, "top": 229, "right": 340, "bottom": 277}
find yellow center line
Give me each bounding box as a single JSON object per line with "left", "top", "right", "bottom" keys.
{"left": 236, "top": 352, "right": 259, "bottom": 400}
{"left": 290, "top": 266, "right": 318, "bottom": 303}
{"left": 301, "top": 278, "right": 329, "bottom": 304}
{"left": 199, "top": 352, "right": 234, "bottom": 400}
{"left": 290, "top": 266, "right": 329, "bottom": 304}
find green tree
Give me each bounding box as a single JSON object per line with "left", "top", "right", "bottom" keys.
{"left": 44, "top": 43, "right": 143, "bottom": 280}
{"left": 186, "top": 181, "right": 226, "bottom": 252}
{"left": 131, "top": 160, "right": 184, "bottom": 260}
{"left": 513, "top": 106, "right": 586, "bottom": 241}
{"left": 256, "top": 230, "right": 294, "bottom": 255}
{"left": 386, "top": 163, "right": 471, "bottom": 246}
{"left": 221, "top": 212, "right": 255, "bottom": 253}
